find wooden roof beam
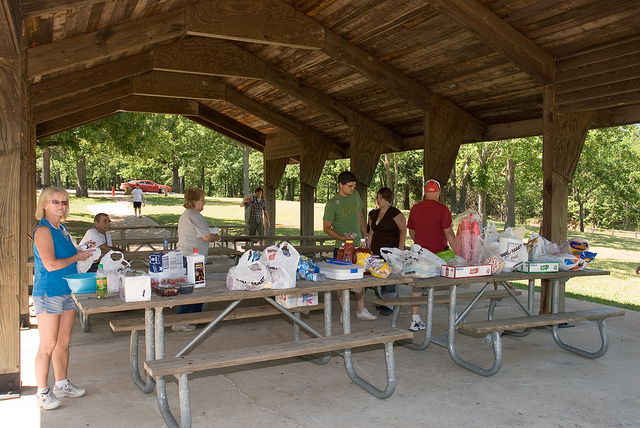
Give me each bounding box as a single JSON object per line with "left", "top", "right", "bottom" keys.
{"left": 35, "top": 101, "right": 120, "bottom": 139}
{"left": 428, "top": 0, "right": 554, "bottom": 85}
{"left": 264, "top": 65, "right": 403, "bottom": 152}
{"left": 188, "top": 104, "right": 266, "bottom": 151}
{"left": 132, "top": 71, "right": 227, "bottom": 101}
{"left": 185, "top": 0, "right": 324, "bottom": 50}
{"left": 224, "top": 87, "right": 346, "bottom": 158}
{"left": 26, "top": 8, "right": 186, "bottom": 78}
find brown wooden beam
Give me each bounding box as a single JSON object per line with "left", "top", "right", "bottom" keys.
{"left": 30, "top": 51, "right": 152, "bottom": 106}
{"left": 132, "top": 71, "right": 227, "bottom": 100}
{"left": 264, "top": 65, "right": 403, "bottom": 152}
{"left": 428, "top": 0, "right": 554, "bottom": 85}
{"left": 26, "top": 8, "right": 185, "bottom": 78}
{"left": 21, "top": 0, "right": 96, "bottom": 18}
{"left": 118, "top": 95, "right": 200, "bottom": 116}
{"left": 0, "top": 0, "right": 22, "bottom": 393}
{"left": 34, "top": 79, "right": 133, "bottom": 123}
{"left": 36, "top": 101, "right": 119, "bottom": 138}
{"left": 424, "top": 95, "right": 468, "bottom": 185}
{"left": 152, "top": 37, "right": 265, "bottom": 79}
{"left": 185, "top": 0, "right": 324, "bottom": 49}
{"left": 193, "top": 104, "right": 265, "bottom": 149}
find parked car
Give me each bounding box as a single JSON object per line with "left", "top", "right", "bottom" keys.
{"left": 120, "top": 180, "right": 171, "bottom": 194}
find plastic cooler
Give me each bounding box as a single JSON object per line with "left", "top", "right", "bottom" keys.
{"left": 317, "top": 259, "right": 365, "bottom": 280}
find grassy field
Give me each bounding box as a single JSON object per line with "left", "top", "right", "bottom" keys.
{"left": 64, "top": 193, "right": 640, "bottom": 311}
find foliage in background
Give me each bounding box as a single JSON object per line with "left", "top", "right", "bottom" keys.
{"left": 38, "top": 115, "right": 640, "bottom": 231}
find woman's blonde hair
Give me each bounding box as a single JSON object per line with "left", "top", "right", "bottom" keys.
{"left": 184, "top": 187, "right": 205, "bottom": 209}
{"left": 36, "top": 187, "right": 70, "bottom": 219}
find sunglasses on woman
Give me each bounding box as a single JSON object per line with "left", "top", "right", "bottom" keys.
{"left": 50, "top": 200, "right": 69, "bottom": 206}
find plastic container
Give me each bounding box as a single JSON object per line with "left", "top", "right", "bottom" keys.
{"left": 186, "top": 249, "right": 206, "bottom": 288}
{"left": 64, "top": 273, "right": 97, "bottom": 294}
{"left": 317, "top": 260, "right": 365, "bottom": 280}
{"left": 163, "top": 238, "right": 168, "bottom": 251}
{"left": 96, "top": 264, "right": 108, "bottom": 298}
{"left": 305, "top": 272, "right": 327, "bottom": 282}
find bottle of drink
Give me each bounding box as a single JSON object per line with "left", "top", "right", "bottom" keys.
{"left": 186, "top": 249, "right": 206, "bottom": 288}
{"left": 306, "top": 272, "right": 327, "bottom": 282}
{"left": 96, "top": 264, "right": 108, "bottom": 298}
{"left": 163, "top": 237, "right": 168, "bottom": 252}
{"left": 342, "top": 240, "right": 356, "bottom": 263}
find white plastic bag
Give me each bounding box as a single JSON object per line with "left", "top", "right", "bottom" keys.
{"left": 226, "top": 250, "right": 272, "bottom": 291}
{"left": 400, "top": 244, "right": 444, "bottom": 278}
{"left": 99, "top": 251, "right": 131, "bottom": 293}
{"left": 497, "top": 228, "right": 529, "bottom": 272}
{"left": 76, "top": 245, "right": 101, "bottom": 273}
{"left": 259, "top": 242, "right": 300, "bottom": 289}
{"left": 485, "top": 220, "right": 499, "bottom": 243}
{"left": 473, "top": 235, "right": 505, "bottom": 274}
{"left": 380, "top": 247, "right": 405, "bottom": 274}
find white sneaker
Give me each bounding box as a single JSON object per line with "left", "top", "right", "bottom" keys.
{"left": 53, "top": 381, "right": 86, "bottom": 398}
{"left": 36, "top": 387, "right": 61, "bottom": 410}
{"left": 409, "top": 319, "right": 426, "bottom": 331}
{"left": 356, "top": 308, "right": 377, "bottom": 320}
{"left": 172, "top": 324, "right": 196, "bottom": 332}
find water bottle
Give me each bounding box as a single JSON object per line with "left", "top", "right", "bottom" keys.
{"left": 306, "top": 272, "right": 326, "bottom": 282}
{"left": 163, "top": 238, "right": 168, "bottom": 252}
{"left": 96, "top": 264, "right": 108, "bottom": 298}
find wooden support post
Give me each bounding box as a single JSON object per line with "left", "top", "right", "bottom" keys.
{"left": 20, "top": 52, "right": 36, "bottom": 329}
{"left": 300, "top": 129, "right": 331, "bottom": 239}
{"left": 424, "top": 95, "right": 468, "bottom": 188}
{"left": 350, "top": 113, "right": 387, "bottom": 212}
{"left": 541, "top": 86, "right": 594, "bottom": 313}
{"left": 0, "top": 0, "right": 23, "bottom": 397}
{"left": 265, "top": 133, "right": 299, "bottom": 237}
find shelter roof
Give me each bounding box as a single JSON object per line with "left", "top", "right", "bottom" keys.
{"left": 22, "top": 0, "right": 640, "bottom": 158}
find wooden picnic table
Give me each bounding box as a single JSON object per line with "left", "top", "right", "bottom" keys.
{"left": 72, "top": 275, "right": 413, "bottom": 427}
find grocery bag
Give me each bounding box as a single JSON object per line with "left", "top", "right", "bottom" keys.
{"left": 259, "top": 242, "right": 300, "bottom": 289}
{"left": 400, "top": 244, "right": 444, "bottom": 278}
{"left": 496, "top": 228, "right": 529, "bottom": 272}
{"left": 226, "top": 250, "right": 272, "bottom": 291}
{"left": 473, "top": 235, "right": 505, "bottom": 274}
{"left": 99, "top": 250, "right": 131, "bottom": 293}
{"left": 380, "top": 247, "right": 405, "bottom": 274}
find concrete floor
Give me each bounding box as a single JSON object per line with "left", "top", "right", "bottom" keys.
{"left": 2, "top": 257, "right": 639, "bottom": 428}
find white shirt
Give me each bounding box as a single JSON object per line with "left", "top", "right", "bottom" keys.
{"left": 177, "top": 209, "right": 211, "bottom": 259}
{"left": 79, "top": 228, "right": 113, "bottom": 262}
{"left": 132, "top": 188, "right": 143, "bottom": 202}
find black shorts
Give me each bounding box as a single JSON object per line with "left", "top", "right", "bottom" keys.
{"left": 133, "top": 201, "right": 142, "bottom": 208}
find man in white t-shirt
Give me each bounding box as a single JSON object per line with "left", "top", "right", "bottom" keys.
{"left": 131, "top": 183, "right": 144, "bottom": 217}
{"left": 79, "top": 213, "right": 120, "bottom": 272}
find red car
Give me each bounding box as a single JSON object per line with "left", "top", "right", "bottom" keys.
{"left": 120, "top": 180, "right": 171, "bottom": 193}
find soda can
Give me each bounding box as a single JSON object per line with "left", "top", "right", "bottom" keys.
{"left": 149, "top": 252, "right": 164, "bottom": 273}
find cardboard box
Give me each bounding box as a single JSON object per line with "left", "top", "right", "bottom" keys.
{"left": 119, "top": 271, "right": 151, "bottom": 302}
{"left": 298, "top": 292, "right": 318, "bottom": 306}
{"left": 440, "top": 264, "right": 492, "bottom": 279}
{"left": 276, "top": 294, "right": 298, "bottom": 308}
{"left": 516, "top": 262, "right": 559, "bottom": 273}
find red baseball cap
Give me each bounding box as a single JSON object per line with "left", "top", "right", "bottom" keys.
{"left": 424, "top": 179, "right": 441, "bottom": 194}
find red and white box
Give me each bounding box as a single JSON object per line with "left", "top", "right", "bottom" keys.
{"left": 298, "top": 292, "right": 318, "bottom": 306}
{"left": 440, "top": 264, "right": 492, "bottom": 279}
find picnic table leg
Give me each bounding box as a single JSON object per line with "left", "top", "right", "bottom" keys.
{"left": 446, "top": 284, "right": 504, "bottom": 377}
{"left": 401, "top": 286, "right": 434, "bottom": 350}
{"left": 341, "top": 289, "right": 400, "bottom": 398}
{"left": 153, "top": 308, "right": 182, "bottom": 428}
{"left": 78, "top": 309, "right": 90, "bottom": 332}
{"left": 500, "top": 280, "right": 534, "bottom": 337}
{"left": 130, "top": 308, "right": 156, "bottom": 394}
{"left": 549, "top": 279, "right": 611, "bottom": 358}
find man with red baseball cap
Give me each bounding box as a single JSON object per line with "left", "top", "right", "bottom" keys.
{"left": 405, "top": 178, "right": 456, "bottom": 331}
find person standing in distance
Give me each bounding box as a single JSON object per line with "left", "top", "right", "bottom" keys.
{"left": 131, "top": 183, "right": 144, "bottom": 218}
{"left": 241, "top": 187, "right": 270, "bottom": 237}
{"left": 323, "top": 171, "right": 377, "bottom": 321}
{"left": 406, "top": 178, "right": 456, "bottom": 331}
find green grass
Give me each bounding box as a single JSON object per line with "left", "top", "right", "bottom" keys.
{"left": 64, "top": 194, "right": 640, "bottom": 312}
